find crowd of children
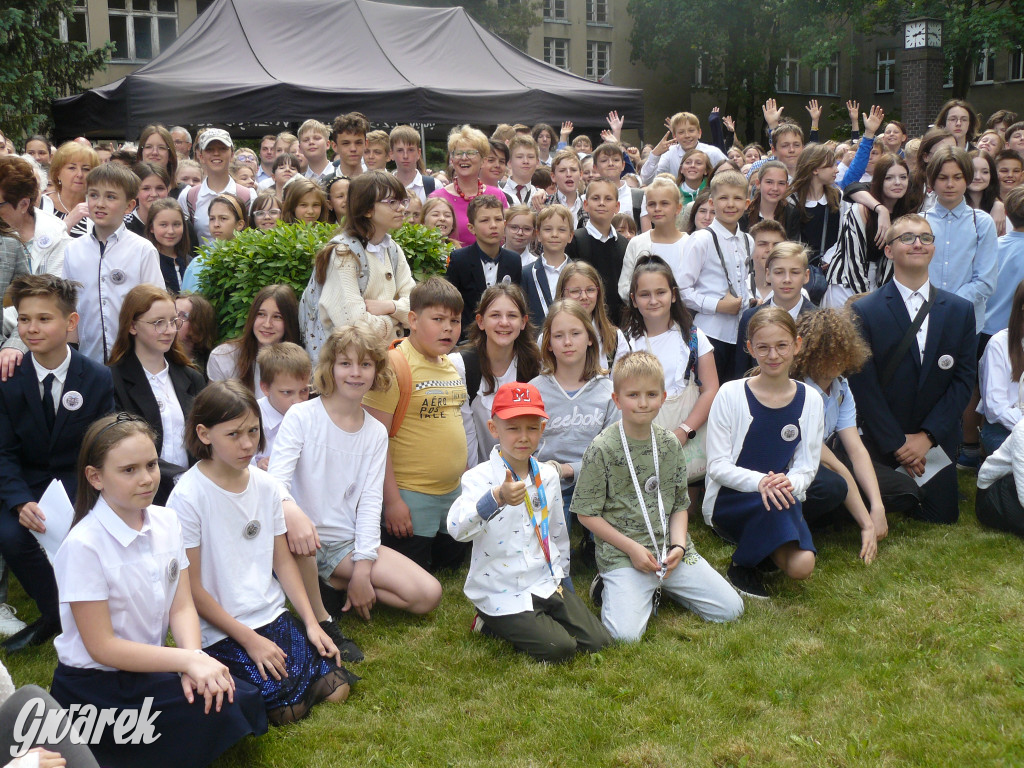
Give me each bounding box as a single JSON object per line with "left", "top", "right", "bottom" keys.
{"left": 2, "top": 95, "right": 1024, "bottom": 766}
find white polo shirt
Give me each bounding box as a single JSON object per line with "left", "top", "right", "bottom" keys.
{"left": 54, "top": 500, "right": 189, "bottom": 670}
{"left": 168, "top": 465, "right": 288, "bottom": 647}
{"left": 62, "top": 224, "right": 163, "bottom": 364}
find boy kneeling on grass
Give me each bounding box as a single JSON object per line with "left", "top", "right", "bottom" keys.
{"left": 447, "top": 382, "right": 612, "bottom": 662}
{"left": 573, "top": 351, "right": 743, "bottom": 642}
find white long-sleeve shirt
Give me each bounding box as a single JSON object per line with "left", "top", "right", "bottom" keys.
{"left": 447, "top": 447, "right": 569, "bottom": 616}
{"left": 978, "top": 418, "right": 1024, "bottom": 504}
{"left": 979, "top": 329, "right": 1023, "bottom": 431}
{"left": 639, "top": 142, "right": 726, "bottom": 186}
{"left": 702, "top": 379, "right": 824, "bottom": 525}
{"left": 678, "top": 219, "right": 753, "bottom": 344}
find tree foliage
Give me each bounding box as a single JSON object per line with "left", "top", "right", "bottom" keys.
{"left": 0, "top": 0, "right": 112, "bottom": 139}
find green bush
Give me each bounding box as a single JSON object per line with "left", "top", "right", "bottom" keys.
{"left": 196, "top": 220, "right": 453, "bottom": 340}
{"left": 197, "top": 222, "right": 336, "bottom": 340}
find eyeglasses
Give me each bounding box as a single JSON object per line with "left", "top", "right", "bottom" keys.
{"left": 507, "top": 225, "right": 534, "bottom": 234}
{"left": 565, "top": 287, "right": 598, "bottom": 299}
{"left": 752, "top": 342, "right": 793, "bottom": 358}
{"left": 946, "top": 116, "right": 970, "bottom": 125}
{"left": 452, "top": 150, "right": 481, "bottom": 159}
{"left": 379, "top": 198, "right": 411, "bottom": 211}
{"left": 236, "top": 154, "right": 257, "bottom": 163}
{"left": 886, "top": 232, "right": 936, "bottom": 246}
{"left": 176, "top": 310, "right": 190, "bottom": 322}
{"left": 138, "top": 317, "right": 183, "bottom": 332}
{"left": 253, "top": 209, "right": 282, "bottom": 218}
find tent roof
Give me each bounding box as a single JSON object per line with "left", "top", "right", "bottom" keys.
{"left": 53, "top": 0, "right": 643, "bottom": 139}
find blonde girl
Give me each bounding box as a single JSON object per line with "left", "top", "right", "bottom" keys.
{"left": 617, "top": 177, "right": 687, "bottom": 302}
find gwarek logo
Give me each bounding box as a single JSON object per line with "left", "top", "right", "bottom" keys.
{"left": 11, "top": 697, "right": 161, "bottom": 757}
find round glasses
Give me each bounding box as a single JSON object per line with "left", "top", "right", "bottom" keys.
{"left": 565, "top": 287, "right": 598, "bottom": 299}
{"left": 254, "top": 209, "right": 282, "bottom": 218}
{"left": 138, "top": 317, "right": 183, "bottom": 332}
{"left": 379, "top": 198, "right": 411, "bottom": 211}
{"left": 887, "top": 232, "right": 936, "bottom": 246}
{"left": 751, "top": 342, "right": 793, "bottom": 358}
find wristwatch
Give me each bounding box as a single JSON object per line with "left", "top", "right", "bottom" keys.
{"left": 680, "top": 423, "right": 697, "bottom": 440}
{"left": 922, "top": 429, "right": 937, "bottom": 447}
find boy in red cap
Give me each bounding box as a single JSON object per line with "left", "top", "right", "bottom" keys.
{"left": 446, "top": 382, "right": 611, "bottom": 662}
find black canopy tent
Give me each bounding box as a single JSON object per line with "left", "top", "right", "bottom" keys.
{"left": 53, "top": 0, "right": 644, "bottom": 140}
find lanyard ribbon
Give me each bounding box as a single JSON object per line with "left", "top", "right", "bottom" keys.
{"left": 618, "top": 421, "right": 669, "bottom": 580}
{"left": 500, "top": 454, "right": 556, "bottom": 581}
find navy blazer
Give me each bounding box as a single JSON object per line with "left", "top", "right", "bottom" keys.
{"left": 521, "top": 256, "right": 562, "bottom": 331}
{"left": 445, "top": 243, "right": 522, "bottom": 338}
{"left": 0, "top": 349, "right": 114, "bottom": 514}
{"left": 848, "top": 281, "right": 976, "bottom": 458}
{"left": 735, "top": 297, "right": 817, "bottom": 376}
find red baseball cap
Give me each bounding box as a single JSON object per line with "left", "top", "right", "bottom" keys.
{"left": 491, "top": 383, "right": 548, "bottom": 420}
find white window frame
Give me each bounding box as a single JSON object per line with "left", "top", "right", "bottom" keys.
{"left": 544, "top": 37, "right": 570, "bottom": 70}
{"left": 586, "top": 40, "right": 611, "bottom": 81}
{"left": 586, "top": 0, "right": 609, "bottom": 24}
{"left": 692, "top": 53, "right": 705, "bottom": 88}
{"left": 876, "top": 48, "right": 896, "bottom": 93}
{"left": 776, "top": 50, "right": 800, "bottom": 94}
{"left": 973, "top": 45, "right": 995, "bottom": 84}
{"left": 108, "top": 0, "right": 178, "bottom": 61}
{"left": 811, "top": 53, "right": 839, "bottom": 96}
{"left": 543, "top": 0, "right": 566, "bottom": 21}
{"left": 1010, "top": 48, "right": 1024, "bottom": 81}
{"left": 59, "top": 0, "right": 89, "bottom": 45}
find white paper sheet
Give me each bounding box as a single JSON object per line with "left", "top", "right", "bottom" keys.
{"left": 897, "top": 445, "right": 952, "bottom": 487}
{"left": 33, "top": 479, "right": 74, "bottom": 564}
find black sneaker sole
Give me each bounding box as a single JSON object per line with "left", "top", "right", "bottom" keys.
{"left": 319, "top": 620, "right": 365, "bottom": 663}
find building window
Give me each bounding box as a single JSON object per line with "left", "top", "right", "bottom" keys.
{"left": 543, "top": 0, "right": 566, "bottom": 21}
{"left": 544, "top": 38, "right": 569, "bottom": 70}
{"left": 876, "top": 48, "right": 896, "bottom": 93}
{"left": 811, "top": 53, "right": 839, "bottom": 95}
{"left": 973, "top": 46, "right": 995, "bottom": 84}
{"left": 586, "top": 41, "right": 611, "bottom": 81}
{"left": 59, "top": 0, "right": 89, "bottom": 44}
{"left": 586, "top": 0, "right": 608, "bottom": 23}
{"left": 108, "top": 0, "right": 178, "bottom": 61}
{"left": 776, "top": 50, "right": 800, "bottom": 93}
{"left": 692, "top": 53, "right": 705, "bottom": 88}
{"left": 1010, "top": 49, "right": 1024, "bottom": 81}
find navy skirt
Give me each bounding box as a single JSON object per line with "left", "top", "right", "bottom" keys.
{"left": 51, "top": 662, "right": 267, "bottom": 768}
{"left": 205, "top": 611, "right": 356, "bottom": 721}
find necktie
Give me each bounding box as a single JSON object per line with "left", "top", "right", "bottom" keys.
{"left": 42, "top": 373, "right": 55, "bottom": 433}
{"left": 515, "top": 184, "right": 526, "bottom": 202}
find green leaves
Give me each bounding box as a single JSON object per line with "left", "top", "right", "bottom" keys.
{"left": 392, "top": 221, "right": 455, "bottom": 282}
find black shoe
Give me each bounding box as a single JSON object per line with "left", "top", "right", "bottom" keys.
{"left": 727, "top": 563, "right": 770, "bottom": 600}
{"left": 319, "top": 579, "right": 346, "bottom": 618}
{"left": 2, "top": 617, "right": 60, "bottom": 653}
{"left": 579, "top": 535, "right": 597, "bottom": 570}
{"left": 319, "top": 619, "right": 364, "bottom": 663}
{"left": 588, "top": 574, "right": 604, "bottom": 607}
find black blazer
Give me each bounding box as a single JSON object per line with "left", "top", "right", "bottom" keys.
{"left": 0, "top": 350, "right": 114, "bottom": 514}
{"left": 848, "top": 281, "right": 976, "bottom": 459}
{"left": 111, "top": 353, "right": 205, "bottom": 503}
{"left": 445, "top": 243, "right": 522, "bottom": 338}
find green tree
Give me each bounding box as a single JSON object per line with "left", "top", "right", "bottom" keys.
{"left": 627, "top": 0, "right": 854, "bottom": 142}
{"left": 858, "top": 0, "right": 1024, "bottom": 98}
{"left": 0, "top": 0, "right": 112, "bottom": 139}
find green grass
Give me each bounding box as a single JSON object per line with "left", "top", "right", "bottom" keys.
{"left": 6, "top": 473, "right": 1024, "bottom": 767}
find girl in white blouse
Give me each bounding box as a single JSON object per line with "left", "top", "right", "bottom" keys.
{"left": 979, "top": 281, "right": 1024, "bottom": 454}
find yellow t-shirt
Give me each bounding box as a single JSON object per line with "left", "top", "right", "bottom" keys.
{"left": 363, "top": 339, "right": 468, "bottom": 495}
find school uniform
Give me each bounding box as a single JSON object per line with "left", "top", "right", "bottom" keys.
{"left": 848, "top": 280, "right": 977, "bottom": 523}
{"left": 978, "top": 330, "right": 1021, "bottom": 453}
{"left": 62, "top": 224, "right": 164, "bottom": 364}
{"left": 110, "top": 353, "right": 205, "bottom": 504}
{"left": 521, "top": 252, "right": 571, "bottom": 329}
{"left": 0, "top": 347, "right": 113, "bottom": 629}
{"left": 447, "top": 448, "right": 612, "bottom": 662}
{"left": 253, "top": 396, "right": 286, "bottom": 467}
{"left": 445, "top": 243, "right": 522, "bottom": 340}
{"left": 617, "top": 231, "right": 689, "bottom": 303}
{"left": 734, "top": 296, "right": 817, "bottom": 376}
{"left": 977, "top": 418, "right": 1024, "bottom": 536}
{"left": 565, "top": 222, "right": 628, "bottom": 326}
{"left": 501, "top": 178, "right": 540, "bottom": 206}
{"left": 704, "top": 380, "right": 824, "bottom": 566}
{"left": 50, "top": 498, "right": 267, "bottom": 768}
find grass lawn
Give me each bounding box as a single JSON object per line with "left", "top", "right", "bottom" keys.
{"left": 5, "top": 472, "right": 1024, "bottom": 767}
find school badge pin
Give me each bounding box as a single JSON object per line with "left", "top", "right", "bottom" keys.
{"left": 167, "top": 558, "right": 179, "bottom": 583}
{"left": 37, "top": 235, "right": 52, "bottom": 249}
{"left": 61, "top": 391, "right": 83, "bottom": 411}
{"left": 781, "top": 424, "right": 799, "bottom": 442}
{"left": 644, "top": 476, "right": 659, "bottom": 493}
{"left": 110, "top": 269, "right": 127, "bottom": 285}
{"left": 938, "top": 354, "right": 954, "bottom": 370}
{"left": 243, "top": 520, "right": 261, "bottom": 539}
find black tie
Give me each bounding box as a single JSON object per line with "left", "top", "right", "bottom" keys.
{"left": 42, "top": 373, "right": 55, "bottom": 433}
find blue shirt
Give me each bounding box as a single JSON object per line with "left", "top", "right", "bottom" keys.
{"left": 805, "top": 376, "right": 857, "bottom": 440}
{"left": 982, "top": 231, "right": 1024, "bottom": 336}
{"left": 925, "top": 198, "right": 998, "bottom": 333}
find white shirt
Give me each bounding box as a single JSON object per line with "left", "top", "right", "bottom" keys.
{"left": 555, "top": 190, "right": 583, "bottom": 225}
{"left": 518, "top": 247, "right": 538, "bottom": 268}
{"left": 54, "top": 500, "right": 188, "bottom": 670}
{"left": 253, "top": 396, "right": 285, "bottom": 467}
{"left": 177, "top": 176, "right": 240, "bottom": 243}
{"left": 207, "top": 343, "right": 262, "bottom": 394}
{"left": 679, "top": 219, "right": 754, "bottom": 343}
{"left": 502, "top": 178, "right": 538, "bottom": 205}
{"left": 615, "top": 325, "right": 713, "bottom": 398}
{"left": 62, "top": 224, "right": 163, "bottom": 364}
{"left": 481, "top": 256, "right": 499, "bottom": 288}
{"left": 396, "top": 170, "right": 427, "bottom": 203}
{"left": 978, "top": 417, "right": 1024, "bottom": 499}
{"left": 978, "top": 329, "right": 1023, "bottom": 431}
{"left": 703, "top": 379, "right": 825, "bottom": 525}
{"left": 450, "top": 352, "right": 519, "bottom": 467}
{"left": 640, "top": 141, "right": 727, "bottom": 185}
{"left": 894, "top": 279, "right": 931, "bottom": 363}
{"left": 616, "top": 183, "right": 633, "bottom": 219}
{"left": 585, "top": 220, "right": 617, "bottom": 243}
{"left": 304, "top": 160, "right": 332, "bottom": 183}
{"left": 268, "top": 398, "right": 387, "bottom": 559}
{"left": 540, "top": 252, "right": 570, "bottom": 297}
{"left": 447, "top": 448, "right": 568, "bottom": 616}
{"left": 617, "top": 231, "right": 689, "bottom": 302}
{"left": 168, "top": 465, "right": 288, "bottom": 647}
{"left": 145, "top": 362, "right": 187, "bottom": 466}
{"left": 31, "top": 345, "right": 71, "bottom": 413}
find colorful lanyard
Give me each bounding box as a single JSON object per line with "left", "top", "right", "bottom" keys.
{"left": 500, "top": 453, "right": 556, "bottom": 583}
{"left": 618, "top": 421, "right": 669, "bottom": 580}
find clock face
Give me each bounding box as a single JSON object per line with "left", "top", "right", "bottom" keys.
{"left": 927, "top": 26, "right": 942, "bottom": 47}
{"left": 905, "top": 21, "right": 926, "bottom": 48}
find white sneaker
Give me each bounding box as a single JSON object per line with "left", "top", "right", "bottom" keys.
{"left": 0, "top": 605, "right": 27, "bottom": 637}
